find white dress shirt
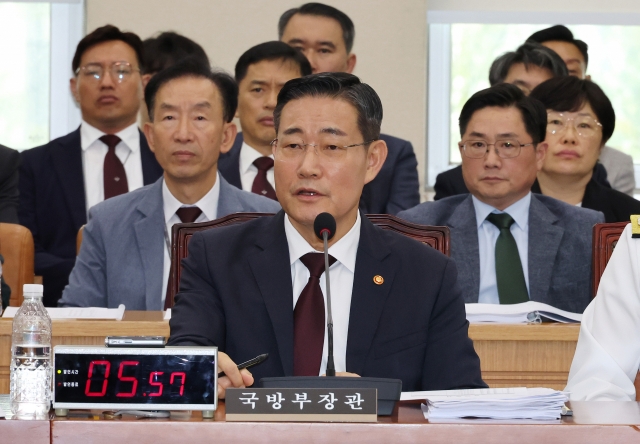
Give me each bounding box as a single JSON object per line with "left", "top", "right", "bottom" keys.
{"left": 473, "top": 192, "right": 531, "bottom": 304}
{"left": 284, "top": 212, "right": 361, "bottom": 375}
{"left": 239, "top": 141, "right": 275, "bottom": 192}
{"left": 80, "top": 120, "right": 144, "bottom": 214}
{"left": 566, "top": 224, "right": 640, "bottom": 401}
{"left": 161, "top": 177, "right": 220, "bottom": 303}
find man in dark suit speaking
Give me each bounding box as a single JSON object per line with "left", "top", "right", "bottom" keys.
{"left": 168, "top": 73, "right": 485, "bottom": 398}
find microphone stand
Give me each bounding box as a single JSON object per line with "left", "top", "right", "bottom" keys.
{"left": 322, "top": 231, "right": 336, "bottom": 377}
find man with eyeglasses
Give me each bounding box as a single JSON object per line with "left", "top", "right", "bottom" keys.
{"left": 18, "top": 25, "right": 163, "bottom": 306}
{"left": 168, "top": 73, "right": 485, "bottom": 397}
{"left": 399, "top": 84, "right": 603, "bottom": 313}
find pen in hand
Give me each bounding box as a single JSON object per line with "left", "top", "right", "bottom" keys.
{"left": 218, "top": 353, "right": 269, "bottom": 378}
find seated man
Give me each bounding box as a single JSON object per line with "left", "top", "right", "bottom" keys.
{"left": 219, "top": 41, "right": 312, "bottom": 200}
{"left": 399, "top": 84, "right": 603, "bottom": 313}
{"left": 434, "top": 42, "right": 574, "bottom": 201}
{"left": 279, "top": 3, "right": 420, "bottom": 214}
{"left": 0, "top": 144, "right": 20, "bottom": 223}
{"left": 168, "top": 73, "right": 485, "bottom": 397}
{"left": 565, "top": 222, "right": 640, "bottom": 400}
{"left": 58, "top": 60, "right": 280, "bottom": 310}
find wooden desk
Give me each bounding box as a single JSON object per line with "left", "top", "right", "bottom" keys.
{"left": 0, "top": 418, "right": 50, "bottom": 444}
{"left": 0, "top": 313, "right": 578, "bottom": 393}
{"left": 48, "top": 401, "right": 640, "bottom": 444}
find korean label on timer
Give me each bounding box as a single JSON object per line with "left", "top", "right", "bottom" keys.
{"left": 225, "top": 388, "right": 377, "bottom": 422}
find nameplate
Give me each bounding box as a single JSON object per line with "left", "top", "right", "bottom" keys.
{"left": 225, "top": 388, "right": 377, "bottom": 422}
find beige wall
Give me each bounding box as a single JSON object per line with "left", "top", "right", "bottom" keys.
{"left": 86, "top": 0, "right": 429, "bottom": 190}
{"left": 428, "top": 0, "right": 640, "bottom": 12}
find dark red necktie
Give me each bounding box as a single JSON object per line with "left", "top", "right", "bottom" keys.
{"left": 164, "top": 206, "right": 203, "bottom": 310}
{"left": 100, "top": 135, "right": 129, "bottom": 200}
{"left": 293, "top": 252, "right": 336, "bottom": 376}
{"left": 251, "top": 157, "right": 277, "bottom": 200}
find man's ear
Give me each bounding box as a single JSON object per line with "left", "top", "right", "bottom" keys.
{"left": 70, "top": 77, "right": 79, "bottom": 103}
{"left": 142, "top": 73, "right": 152, "bottom": 88}
{"left": 535, "top": 142, "right": 548, "bottom": 171}
{"left": 363, "top": 139, "right": 388, "bottom": 185}
{"left": 220, "top": 122, "right": 238, "bottom": 154}
{"left": 346, "top": 53, "right": 357, "bottom": 74}
{"left": 143, "top": 122, "right": 156, "bottom": 154}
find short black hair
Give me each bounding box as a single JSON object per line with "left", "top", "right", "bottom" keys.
{"left": 527, "top": 25, "right": 589, "bottom": 67}
{"left": 144, "top": 57, "right": 238, "bottom": 123}
{"left": 142, "top": 31, "right": 209, "bottom": 75}
{"left": 235, "top": 41, "right": 312, "bottom": 83}
{"left": 72, "top": 25, "right": 144, "bottom": 74}
{"left": 278, "top": 3, "right": 355, "bottom": 53}
{"left": 530, "top": 77, "right": 615, "bottom": 145}
{"left": 459, "top": 83, "right": 547, "bottom": 145}
{"left": 274, "top": 72, "right": 382, "bottom": 142}
{"left": 489, "top": 42, "right": 568, "bottom": 86}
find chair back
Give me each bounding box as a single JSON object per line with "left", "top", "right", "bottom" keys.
{"left": 592, "top": 221, "right": 628, "bottom": 297}
{"left": 0, "top": 223, "right": 35, "bottom": 306}
{"left": 167, "top": 212, "right": 450, "bottom": 308}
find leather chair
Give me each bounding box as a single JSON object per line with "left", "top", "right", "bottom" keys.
{"left": 592, "top": 221, "right": 628, "bottom": 297}
{"left": 0, "top": 223, "right": 35, "bottom": 307}
{"left": 166, "top": 212, "right": 450, "bottom": 308}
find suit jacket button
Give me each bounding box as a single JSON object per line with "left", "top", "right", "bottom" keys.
{"left": 373, "top": 275, "right": 384, "bottom": 285}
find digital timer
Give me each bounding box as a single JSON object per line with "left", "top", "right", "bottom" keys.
{"left": 53, "top": 345, "right": 218, "bottom": 414}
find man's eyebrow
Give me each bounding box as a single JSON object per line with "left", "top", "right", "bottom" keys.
{"left": 282, "top": 127, "right": 303, "bottom": 135}
{"left": 159, "top": 103, "right": 178, "bottom": 111}
{"left": 320, "top": 127, "right": 347, "bottom": 136}
{"left": 193, "top": 101, "right": 211, "bottom": 109}
{"left": 286, "top": 38, "right": 306, "bottom": 45}
{"left": 468, "top": 131, "right": 486, "bottom": 138}
{"left": 316, "top": 41, "right": 336, "bottom": 49}
{"left": 496, "top": 132, "right": 518, "bottom": 138}
{"left": 250, "top": 80, "right": 268, "bottom": 86}
{"left": 565, "top": 58, "right": 582, "bottom": 64}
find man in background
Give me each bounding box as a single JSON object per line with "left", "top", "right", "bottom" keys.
{"left": 218, "top": 41, "right": 311, "bottom": 200}
{"left": 59, "top": 59, "right": 279, "bottom": 310}
{"left": 0, "top": 144, "right": 20, "bottom": 223}
{"left": 278, "top": 2, "right": 420, "bottom": 214}
{"left": 19, "top": 25, "right": 163, "bottom": 306}
{"left": 400, "top": 84, "right": 603, "bottom": 313}
{"left": 528, "top": 25, "right": 635, "bottom": 195}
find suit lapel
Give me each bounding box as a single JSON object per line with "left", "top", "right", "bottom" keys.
{"left": 528, "top": 195, "right": 563, "bottom": 301}
{"left": 248, "top": 211, "right": 295, "bottom": 375}
{"left": 346, "top": 216, "right": 395, "bottom": 376}
{"left": 217, "top": 176, "right": 248, "bottom": 217}
{"left": 50, "top": 128, "right": 87, "bottom": 229}
{"left": 139, "top": 129, "right": 163, "bottom": 185}
{"left": 448, "top": 196, "right": 480, "bottom": 302}
{"left": 133, "top": 179, "right": 165, "bottom": 310}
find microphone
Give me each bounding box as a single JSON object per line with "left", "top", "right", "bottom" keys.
{"left": 313, "top": 213, "right": 337, "bottom": 377}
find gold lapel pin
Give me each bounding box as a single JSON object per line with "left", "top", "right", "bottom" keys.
{"left": 373, "top": 275, "right": 384, "bottom": 285}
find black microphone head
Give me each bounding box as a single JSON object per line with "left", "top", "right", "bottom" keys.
{"left": 314, "top": 212, "right": 336, "bottom": 241}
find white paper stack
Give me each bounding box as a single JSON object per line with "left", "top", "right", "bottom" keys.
{"left": 1, "top": 304, "right": 125, "bottom": 320}
{"left": 401, "top": 387, "right": 568, "bottom": 421}
{"left": 465, "top": 301, "right": 582, "bottom": 324}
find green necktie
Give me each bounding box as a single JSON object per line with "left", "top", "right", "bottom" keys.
{"left": 485, "top": 212, "right": 529, "bottom": 304}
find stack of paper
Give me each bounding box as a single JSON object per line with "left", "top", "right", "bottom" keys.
{"left": 1, "top": 304, "right": 125, "bottom": 320}
{"left": 465, "top": 301, "right": 582, "bottom": 324}
{"left": 401, "top": 387, "right": 568, "bottom": 421}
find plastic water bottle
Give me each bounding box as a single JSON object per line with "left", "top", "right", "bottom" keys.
{"left": 10, "top": 284, "right": 52, "bottom": 419}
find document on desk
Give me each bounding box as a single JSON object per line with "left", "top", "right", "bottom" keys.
{"left": 1, "top": 304, "right": 125, "bottom": 320}
{"left": 465, "top": 301, "right": 582, "bottom": 324}
{"left": 402, "top": 387, "right": 568, "bottom": 421}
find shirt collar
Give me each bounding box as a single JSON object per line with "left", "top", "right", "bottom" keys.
{"left": 239, "top": 141, "right": 273, "bottom": 175}
{"left": 284, "top": 211, "right": 361, "bottom": 273}
{"left": 472, "top": 192, "right": 531, "bottom": 231}
{"left": 162, "top": 174, "right": 220, "bottom": 223}
{"left": 80, "top": 119, "right": 140, "bottom": 153}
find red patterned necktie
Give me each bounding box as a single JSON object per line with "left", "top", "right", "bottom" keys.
{"left": 251, "top": 157, "right": 277, "bottom": 200}
{"left": 293, "top": 252, "right": 336, "bottom": 376}
{"left": 100, "top": 135, "right": 129, "bottom": 200}
{"left": 164, "top": 206, "right": 203, "bottom": 310}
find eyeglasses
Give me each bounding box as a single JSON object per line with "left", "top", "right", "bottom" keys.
{"left": 75, "top": 62, "right": 139, "bottom": 83}
{"left": 459, "top": 139, "right": 534, "bottom": 159}
{"left": 547, "top": 112, "right": 602, "bottom": 138}
{"left": 271, "top": 138, "right": 377, "bottom": 162}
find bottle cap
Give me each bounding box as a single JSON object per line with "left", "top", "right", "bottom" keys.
{"left": 23, "top": 284, "right": 44, "bottom": 297}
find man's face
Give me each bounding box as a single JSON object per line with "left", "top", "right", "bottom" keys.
{"left": 70, "top": 40, "right": 143, "bottom": 132}
{"left": 503, "top": 63, "right": 554, "bottom": 96}
{"left": 460, "top": 106, "right": 546, "bottom": 210}
{"left": 143, "top": 76, "right": 236, "bottom": 185}
{"left": 541, "top": 40, "right": 587, "bottom": 79}
{"left": 273, "top": 96, "right": 386, "bottom": 234}
{"left": 237, "top": 59, "right": 302, "bottom": 155}
{"left": 281, "top": 13, "right": 356, "bottom": 74}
